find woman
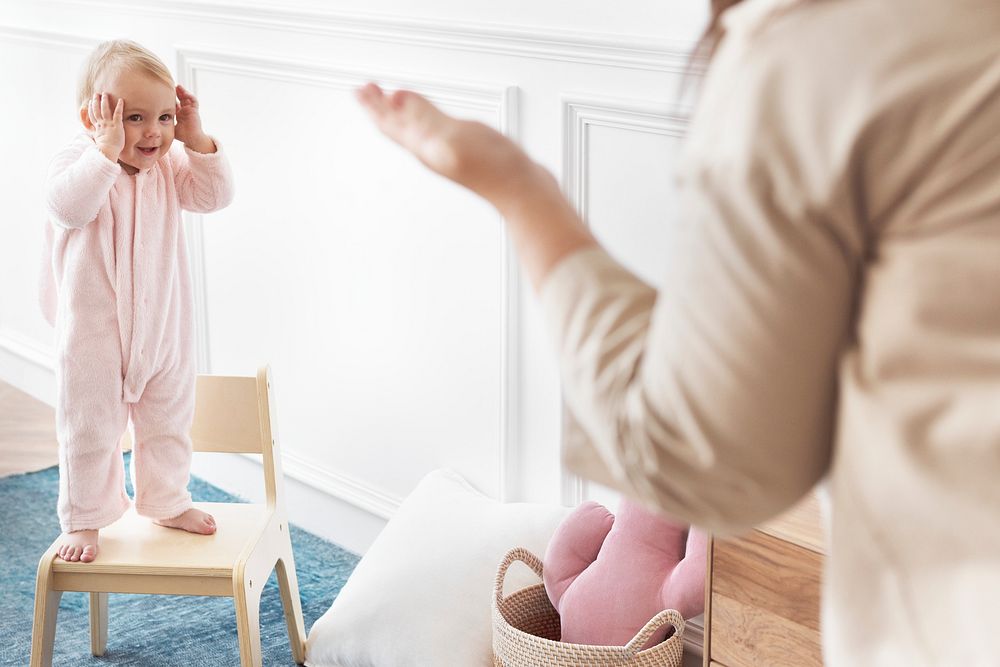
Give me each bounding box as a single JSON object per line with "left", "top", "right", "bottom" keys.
{"left": 357, "top": 0, "right": 1000, "bottom": 663}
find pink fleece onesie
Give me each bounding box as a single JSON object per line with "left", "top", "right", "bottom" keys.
{"left": 40, "top": 133, "right": 234, "bottom": 533}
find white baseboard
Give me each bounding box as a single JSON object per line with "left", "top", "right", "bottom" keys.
{"left": 684, "top": 613, "right": 704, "bottom": 660}
{"left": 190, "top": 451, "right": 385, "bottom": 555}
{"left": 0, "top": 329, "right": 56, "bottom": 405}
{"left": 280, "top": 449, "right": 400, "bottom": 520}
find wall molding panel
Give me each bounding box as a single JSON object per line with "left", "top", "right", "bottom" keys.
{"left": 0, "top": 25, "right": 96, "bottom": 403}
{"left": 0, "top": 330, "right": 56, "bottom": 407}
{"left": 183, "top": 216, "right": 212, "bottom": 375}
{"left": 176, "top": 47, "right": 519, "bottom": 126}
{"left": 0, "top": 329, "right": 55, "bottom": 373}
{"left": 178, "top": 45, "right": 521, "bottom": 509}
{"left": 0, "top": 22, "right": 97, "bottom": 376}
{"left": 0, "top": 24, "right": 98, "bottom": 52}
{"left": 559, "top": 94, "right": 688, "bottom": 505}
{"left": 52, "top": 0, "right": 696, "bottom": 73}
{"left": 562, "top": 94, "right": 689, "bottom": 221}
{"left": 176, "top": 45, "right": 520, "bottom": 389}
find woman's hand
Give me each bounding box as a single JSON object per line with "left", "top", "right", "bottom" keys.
{"left": 356, "top": 82, "right": 597, "bottom": 290}
{"left": 174, "top": 84, "right": 215, "bottom": 153}
{"left": 355, "top": 83, "right": 538, "bottom": 212}
{"left": 87, "top": 92, "right": 125, "bottom": 163}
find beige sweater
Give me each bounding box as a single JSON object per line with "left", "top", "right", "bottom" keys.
{"left": 540, "top": 0, "right": 1000, "bottom": 664}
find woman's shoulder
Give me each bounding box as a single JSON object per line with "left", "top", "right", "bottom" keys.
{"left": 697, "top": 0, "right": 999, "bottom": 229}
{"left": 721, "top": 0, "right": 996, "bottom": 88}
{"left": 693, "top": 0, "right": 997, "bottom": 160}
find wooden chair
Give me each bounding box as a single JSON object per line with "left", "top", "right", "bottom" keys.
{"left": 30, "top": 366, "right": 306, "bottom": 667}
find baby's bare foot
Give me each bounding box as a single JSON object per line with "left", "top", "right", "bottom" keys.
{"left": 57, "top": 529, "right": 99, "bottom": 563}
{"left": 154, "top": 508, "right": 217, "bottom": 535}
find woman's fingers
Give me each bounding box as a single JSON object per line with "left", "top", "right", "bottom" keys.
{"left": 357, "top": 82, "right": 484, "bottom": 188}
{"left": 388, "top": 88, "right": 417, "bottom": 111}
{"left": 356, "top": 81, "right": 536, "bottom": 207}
{"left": 357, "top": 85, "right": 429, "bottom": 125}
{"left": 356, "top": 84, "right": 430, "bottom": 140}
{"left": 356, "top": 84, "right": 407, "bottom": 144}
{"left": 355, "top": 82, "right": 386, "bottom": 118}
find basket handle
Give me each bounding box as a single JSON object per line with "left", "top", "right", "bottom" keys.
{"left": 623, "top": 608, "right": 685, "bottom": 656}
{"left": 494, "top": 547, "right": 544, "bottom": 606}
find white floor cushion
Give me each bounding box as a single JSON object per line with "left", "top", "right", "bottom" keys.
{"left": 305, "top": 468, "right": 570, "bottom": 667}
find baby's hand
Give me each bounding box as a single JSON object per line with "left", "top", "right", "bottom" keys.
{"left": 174, "top": 84, "right": 215, "bottom": 153}
{"left": 88, "top": 93, "right": 125, "bottom": 163}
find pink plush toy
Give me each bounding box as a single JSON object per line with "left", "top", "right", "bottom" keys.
{"left": 543, "top": 498, "right": 707, "bottom": 647}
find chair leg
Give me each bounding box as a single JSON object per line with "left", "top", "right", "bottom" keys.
{"left": 90, "top": 592, "right": 109, "bottom": 656}
{"left": 30, "top": 555, "right": 62, "bottom": 667}
{"left": 234, "top": 573, "right": 264, "bottom": 667}
{"left": 276, "top": 547, "right": 307, "bottom": 664}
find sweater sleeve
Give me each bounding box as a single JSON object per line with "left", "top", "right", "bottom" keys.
{"left": 172, "top": 138, "right": 235, "bottom": 213}
{"left": 44, "top": 135, "right": 121, "bottom": 229}
{"left": 539, "top": 9, "right": 866, "bottom": 535}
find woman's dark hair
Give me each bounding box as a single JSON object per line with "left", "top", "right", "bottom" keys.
{"left": 682, "top": 0, "right": 746, "bottom": 95}
{"left": 700, "top": 0, "right": 746, "bottom": 58}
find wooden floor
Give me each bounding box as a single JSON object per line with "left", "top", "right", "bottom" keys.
{"left": 0, "top": 382, "right": 59, "bottom": 477}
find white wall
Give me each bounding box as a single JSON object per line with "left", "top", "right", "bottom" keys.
{"left": 0, "top": 0, "right": 705, "bottom": 553}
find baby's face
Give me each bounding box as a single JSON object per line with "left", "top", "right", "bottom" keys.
{"left": 94, "top": 68, "right": 176, "bottom": 172}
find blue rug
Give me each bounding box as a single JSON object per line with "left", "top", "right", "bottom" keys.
{"left": 0, "top": 455, "right": 360, "bottom": 666}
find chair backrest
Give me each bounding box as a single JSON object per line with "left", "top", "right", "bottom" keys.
{"left": 191, "top": 372, "right": 270, "bottom": 454}
{"left": 192, "top": 366, "right": 285, "bottom": 508}
{"left": 119, "top": 366, "right": 284, "bottom": 507}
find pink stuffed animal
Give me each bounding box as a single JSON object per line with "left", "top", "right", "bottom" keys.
{"left": 543, "top": 499, "right": 707, "bottom": 647}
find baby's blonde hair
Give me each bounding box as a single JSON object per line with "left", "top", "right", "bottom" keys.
{"left": 77, "top": 39, "right": 174, "bottom": 108}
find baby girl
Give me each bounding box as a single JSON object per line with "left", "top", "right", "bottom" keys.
{"left": 40, "top": 40, "right": 234, "bottom": 562}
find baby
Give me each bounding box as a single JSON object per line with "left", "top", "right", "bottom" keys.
{"left": 41, "top": 40, "right": 234, "bottom": 562}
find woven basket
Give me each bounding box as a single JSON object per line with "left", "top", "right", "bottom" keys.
{"left": 492, "top": 547, "right": 685, "bottom": 667}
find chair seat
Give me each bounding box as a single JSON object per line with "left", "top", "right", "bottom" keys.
{"left": 50, "top": 502, "right": 269, "bottom": 578}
